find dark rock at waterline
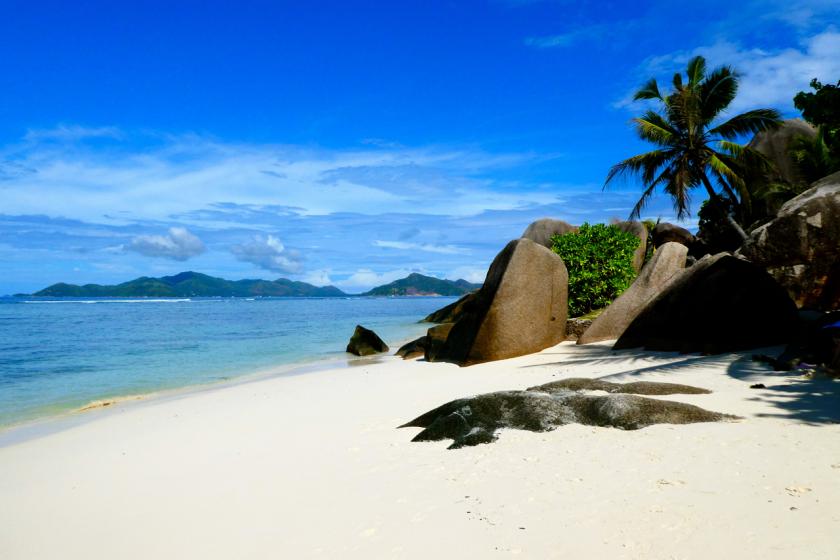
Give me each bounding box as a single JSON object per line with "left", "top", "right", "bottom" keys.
{"left": 424, "top": 323, "right": 455, "bottom": 362}
{"left": 400, "top": 380, "right": 733, "bottom": 449}
{"left": 737, "top": 172, "right": 840, "bottom": 310}
{"left": 395, "top": 336, "right": 428, "bottom": 360}
{"left": 346, "top": 325, "right": 389, "bottom": 356}
{"left": 422, "top": 291, "right": 478, "bottom": 324}
{"left": 520, "top": 218, "right": 578, "bottom": 249}
{"left": 428, "top": 238, "right": 568, "bottom": 365}
{"left": 614, "top": 253, "right": 799, "bottom": 354}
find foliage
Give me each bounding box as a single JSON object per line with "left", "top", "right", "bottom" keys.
{"left": 794, "top": 78, "right": 840, "bottom": 151}
{"left": 550, "top": 223, "right": 640, "bottom": 317}
{"left": 605, "top": 55, "right": 781, "bottom": 241}
{"left": 696, "top": 198, "right": 743, "bottom": 253}
{"left": 789, "top": 125, "right": 840, "bottom": 184}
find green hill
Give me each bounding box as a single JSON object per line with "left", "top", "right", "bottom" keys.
{"left": 32, "top": 271, "right": 347, "bottom": 298}
{"left": 362, "top": 273, "right": 481, "bottom": 296}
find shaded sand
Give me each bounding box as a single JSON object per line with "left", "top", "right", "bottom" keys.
{"left": 2, "top": 342, "right": 840, "bottom": 559}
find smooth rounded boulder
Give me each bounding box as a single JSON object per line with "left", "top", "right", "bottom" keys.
{"left": 737, "top": 171, "right": 840, "bottom": 310}
{"left": 521, "top": 218, "right": 577, "bottom": 248}
{"left": 346, "top": 325, "right": 389, "bottom": 356}
{"left": 578, "top": 242, "right": 688, "bottom": 344}
{"left": 613, "top": 220, "right": 648, "bottom": 272}
{"left": 614, "top": 253, "right": 798, "bottom": 354}
{"left": 651, "top": 222, "right": 695, "bottom": 249}
{"left": 749, "top": 118, "right": 817, "bottom": 185}
{"left": 428, "top": 238, "right": 568, "bottom": 365}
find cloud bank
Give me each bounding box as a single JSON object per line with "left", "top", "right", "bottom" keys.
{"left": 127, "top": 227, "right": 205, "bottom": 261}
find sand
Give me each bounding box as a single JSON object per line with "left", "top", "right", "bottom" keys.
{"left": 1, "top": 341, "right": 839, "bottom": 559}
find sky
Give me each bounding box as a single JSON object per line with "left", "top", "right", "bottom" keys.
{"left": 1, "top": 0, "right": 839, "bottom": 295}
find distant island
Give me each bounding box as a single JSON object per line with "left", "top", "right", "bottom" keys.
{"left": 26, "top": 271, "right": 480, "bottom": 298}
{"left": 361, "top": 272, "right": 481, "bottom": 296}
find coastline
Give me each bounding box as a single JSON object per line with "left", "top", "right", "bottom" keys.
{"left": 2, "top": 340, "right": 839, "bottom": 559}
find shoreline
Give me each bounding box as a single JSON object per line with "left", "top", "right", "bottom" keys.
{"left": 2, "top": 340, "right": 839, "bottom": 559}
{"left": 0, "top": 341, "right": 417, "bottom": 447}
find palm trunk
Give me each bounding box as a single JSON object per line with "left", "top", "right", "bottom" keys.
{"left": 700, "top": 176, "right": 748, "bottom": 242}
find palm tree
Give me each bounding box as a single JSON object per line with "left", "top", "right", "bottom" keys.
{"left": 606, "top": 56, "right": 781, "bottom": 241}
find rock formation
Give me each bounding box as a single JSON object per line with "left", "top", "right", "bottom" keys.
{"left": 613, "top": 220, "right": 648, "bottom": 272}
{"left": 578, "top": 242, "right": 688, "bottom": 344}
{"left": 400, "top": 379, "right": 732, "bottom": 449}
{"left": 738, "top": 172, "right": 840, "bottom": 310}
{"left": 422, "top": 291, "right": 478, "bottom": 323}
{"left": 651, "top": 222, "right": 696, "bottom": 249}
{"left": 749, "top": 118, "right": 817, "bottom": 186}
{"left": 346, "top": 325, "right": 389, "bottom": 356}
{"left": 521, "top": 218, "right": 578, "bottom": 248}
{"left": 395, "top": 336, "right": 427, "bottom": 359}
{"left": 614, "top": 253, "right": 798, "bottom": 353}
{"left": 427, "top": 238, "right": 568, "bottom": 365}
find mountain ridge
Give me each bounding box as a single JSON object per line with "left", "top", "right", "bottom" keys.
{"left": 27, "top": 271, "right": 481, "bottom": 298}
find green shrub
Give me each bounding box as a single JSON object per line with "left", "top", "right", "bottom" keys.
{"left": 550, "top": 223, "right": 640, "bottom": 317}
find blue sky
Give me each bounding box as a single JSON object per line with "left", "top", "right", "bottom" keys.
{"left": 2, "top": 0, "right": 839, "bottom": 294}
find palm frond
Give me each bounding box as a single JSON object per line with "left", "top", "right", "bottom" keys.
{"left": 709, "top": 109, "right": 782, "bottom": 140}
{"left": 686, "top": 56, "right": 707, "bottom": 87}
{"left": 604, "top": 150, "right": 672, "bottom": 187}
{"left": 633, "top": 78, "right": 663, "bottom": 101}
{"left": 699, "top": 66, "right": 738, "bottom": 122}
{"left": 628, "top": 168, "right": 671, "bottom": 219}
{"left": 633, "top": 111, "right": 678, "bottom": 146}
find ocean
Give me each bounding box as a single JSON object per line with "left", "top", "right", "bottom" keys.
{"left": 0, "top": 296, "right": 455, "bottom": 427}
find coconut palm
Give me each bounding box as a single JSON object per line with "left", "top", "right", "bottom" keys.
{"left": 606, "top": 56, "right": 781, "bottom": 240}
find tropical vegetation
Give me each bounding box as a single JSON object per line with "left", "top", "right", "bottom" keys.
{"left": 550, "top": 223, "right": 639, "bottom": 317}
{"left": 605, "top": 55, "right": 782, "bottom": 241}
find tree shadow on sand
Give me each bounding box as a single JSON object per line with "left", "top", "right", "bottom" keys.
{"left": 520, "top": 343, "right": 840, "bottom": 426}
{"left": 725, "top": 354, "right": 840, "bottom": 425}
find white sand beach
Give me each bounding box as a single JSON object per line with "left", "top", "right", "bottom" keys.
{"left": 2, "top": 341, "right": 839, "bottom": 559}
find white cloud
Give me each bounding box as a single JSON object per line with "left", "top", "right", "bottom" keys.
{"left": 127, "top": 227, "right": 205, "bottom": 261}
{"left": 372, "top": 240, "right": 468, "bottom": 255}
{"left": 449, "top": 265, "right": 488, "bottom": 284}
{"left": 24, "top": 124, "right": 123, "bottom": 142}
{"left": 617, "top": 30, "right": 840, "bottom": 114}
{"left": 333, "top": 268, "right": 421, "bottom": 293}
{"left": 230, "top": 235, "right": 302, "bottom": 274}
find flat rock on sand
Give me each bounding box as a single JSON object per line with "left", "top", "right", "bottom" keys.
{"left": 578, "top": 242, "right": 687, "bottom": 344}
{"left": 401, "top": 379, "right": 733, "bottom": 449}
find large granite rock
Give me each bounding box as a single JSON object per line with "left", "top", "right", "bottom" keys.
{"left": 422, "top": 291, "right": 477, "bottom": 323}
{"left": 346, "top": 325, "right": 389, "bottom": 356}
{"left": 651, "top": 222, "right": 695, "bottom": 249}
{"left": 749, "top": 118, "right": 817, "bottom": 185}
{"left": 737, "top": 172, "right": 840, "bottom": 310}
{"left": 521, "top": 218, "right": 577, "bottom": 248}
{"left": 613, "top": 220, "right": 648, "bottom": 272}
{"left": 400, "top": 379, "right": 732, "bottom": 449}
{"left": 427, "top": 238, "right": 568, "bottom": 365}
{"left": 578, "top": 242, "right": 688, "bottom": 344}
{"left": 614, "top": 253, "right": 798, "bottom": 353}
{"left": 423, "top": 323, "right": 455, "bottom": 362}
{"left": 395, "top": 336, "right": 427, "bottom": 360}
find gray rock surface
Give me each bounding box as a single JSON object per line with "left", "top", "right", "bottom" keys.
{"left": 521, "top": 218, "right": 578, "bottom": 248}
{"left": 749, "top": 118, "right": 817, "bottom": 185}
{"left": 427, "top": 238, "right": 568, "bottom": 365}
{"left": 346, "top": 325, "right": 389, "bottom": 356}
{"left": 614, "top": 253, "right": 798, "bottom": 353}
{"left": 395, "top": 336, "right": 427, "bottom": 359}
{"left": 738, "top": 172, "right": 840, "bottom": 310}
{"left": 400, "top": 379, "right": 732, "bottom": 449}
{"left": 613, "top": 220, "right": 648, "bottom": 272}
{"left": 578, "top": 242, "right": 687, "bottom": 344}
{"left": 651, "top": 222, "right": 695, "bottom": 249}
{"left": 422, "top": 291, "right": 478, "bottom": 323}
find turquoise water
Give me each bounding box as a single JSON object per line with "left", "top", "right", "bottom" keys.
{"left": 0, "top": 296, "right": 455, "bottom": 427}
